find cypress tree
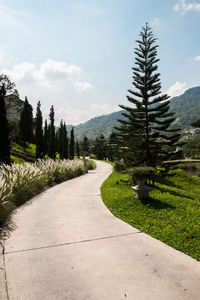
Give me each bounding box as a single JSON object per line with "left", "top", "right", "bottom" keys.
{"left": 35, "top": 101, "right": 44, "bottom": 158}
{"left": 63, "top": 122, "right": 68, "bottom": 159}
{"left": 116, "top": 23, "right": 181, "bottom": 167}
{"left": 76, "top": 140, "right": 80, "bottom": 158}
{"left": 58, "top": 120, "right": 64, "bottom": 159}
{"left": 58, "top": 120, "right": 68, "bottom": 159}
{"left": 44, "top": 119, "right": 48, "bottom": 155}
{"left": 19, "top": 97, "right": 33, "bottom": 146}
{"left": 69, "top": 127, "right": 75, "bottom": 160}
{"left": 0, "top": 85, "right": 10, "bottom": 164}
{"left": 55, "top": 130, "right": 59, "bottom": 155}
{"left": 48, "top": 105, "right": 56, "bottom": 159}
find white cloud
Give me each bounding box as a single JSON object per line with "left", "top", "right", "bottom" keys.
{"left": 54, "top": 103, "right": 114, "bottom": 125}
{"left": 166, "top": 82, "right": 187, "bottom": 97}
{"left": 1, "top": 59, "right": 92, "bottom": 91}
{"left": 174, "top": 0, "right": 200, "bottom": 15}
{"left": 151, "top": 17, "right": 160, "bottom": 28}
{"left": 194, "top": 56, "right": 200, "bottom": 61}
{"left": 0, "top": 59, "right": 95, "bottom": 124}
{"left": 73, "top": 81, "right": 92, "bottom": 91}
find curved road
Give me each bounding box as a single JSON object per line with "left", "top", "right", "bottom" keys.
{"left": 1, "top": 161, "right": 200, "bottom": 299}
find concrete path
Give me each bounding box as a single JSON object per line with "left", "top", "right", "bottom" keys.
{"left": 1, "top": 160, "right": 200, "bottom": 300}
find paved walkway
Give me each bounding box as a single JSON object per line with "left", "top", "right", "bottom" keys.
{"left": 1, "top": 160, "right": 200, "bottom": 299}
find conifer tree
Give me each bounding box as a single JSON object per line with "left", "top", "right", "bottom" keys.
{"left": 107, "top": 132, "right": 119, "bottom": 162}
{"left": 58, "top": 120, "right": 64, "bottom": 159}
{"left": 191, "top": 120, "right": 200, "bottom": 128}
{"left": 69, "top": 127, "right": 75, "bottom": 159}
{"left": 44, "top": 119, "right": 48, "bottom": 155}
{"left": 55, "top": 130, "right": 59, "bottom": 154}
{"left": 19, "top": 97, "right": 33, "bottom": 146}
{"left": 76, "top": 140, "right": 80, "bottom": 158}
{"left": 63, "top": 122, "right": 68, "bottom": 159}
{"left": 48, "top": 105, "right": 56, "bottom": 159}
{"left": 94, "top": 134, "right": 107, "bottom": 160}
{"left": 35, "top": 101, "right": 44, "bottom": 158}
{"left": 0, "top": 85, "right": 10, "bottom": 164}
{"left": 116, "top": 23, "right": 181, "bottom": 167}
{"left": 81, "top": 136, "right": 90, "bottom": 155}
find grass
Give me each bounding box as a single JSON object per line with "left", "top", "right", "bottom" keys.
{"left": 101, "top": 168, "right": 200, "bottom": 261}
{"left": 10, "top": 142, "right": 36, "bottom": 162}
{"left": 10, "top": 155, "right": 26, "bottom": 164}
{"left": 11, "top": 142, "right": 36, "bottom": 156}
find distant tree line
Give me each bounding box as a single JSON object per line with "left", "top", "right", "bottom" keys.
{"left": 20, "top": 99, "right": 76, "bottom": 160}
{"left": 0, "top": 75, "right": 78, "bottom": 163}
{"left": 0, "top": 75, "right": 121, "bottom": 165}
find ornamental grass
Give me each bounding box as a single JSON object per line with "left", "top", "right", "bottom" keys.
{"left": 0, "top": 159, "right": 85, "bottom": 227}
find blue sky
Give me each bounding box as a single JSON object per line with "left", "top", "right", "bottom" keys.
{"left": 0, "top": 0, "right": 200, "bottom": 124}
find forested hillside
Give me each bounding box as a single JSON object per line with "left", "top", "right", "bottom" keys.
{"left": 69, "top": 86, "right": 200, "bottom": 139}
{"left": 170, "top": 86, "right": 200, "bottom": 129}
{"left": 67, "top": 110, "right": 125, "bottom": 140}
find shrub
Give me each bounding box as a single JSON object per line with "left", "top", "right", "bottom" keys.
{"left": 128, "top": 166, "right": 156, "bottom": 185}
{"left": 128, "top": 166, "right": 156, "bottom": 178}
{"left": 89, "top": 154, "right": 97, "bottom": 159}
{"left": 86, "top": 159, "right": 96, "bottom": 170}
{"left": 114, "top": 161, "right": 127, "bottom": 172}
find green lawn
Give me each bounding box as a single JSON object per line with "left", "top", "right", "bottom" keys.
{"left": 101, "top": 168, "right": 200, "bottom": 261}
{"left": 11, "top": 142, "right": 36, "bottom": 156}
{"left": 10, "top": 142, "right": 36, "bottom": 162}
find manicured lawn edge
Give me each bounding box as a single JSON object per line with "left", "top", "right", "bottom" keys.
{"left": 101, "top": 168, "right": 200, "bottom": 261}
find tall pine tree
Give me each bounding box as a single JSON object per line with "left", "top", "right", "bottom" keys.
{"left": 116, "top": 23, "right": 181, "bottom": 167}
{"left": 0, "top": 85, "right": 10, "bottom": 164}
{"left": 48, "top": 105, "right": 56, "bottom": 159}
{"left": 35, "top": 101, "right": 44, "bottom": 158}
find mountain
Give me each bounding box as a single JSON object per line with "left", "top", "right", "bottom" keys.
{"left": 67, "top": 110, "right": 124, "bottom": 140}
{"left": 169, "top": 86, "right": 200, "bottom": 129}
{"left": 68, "top": 86, "right": 200, "bottom": 140}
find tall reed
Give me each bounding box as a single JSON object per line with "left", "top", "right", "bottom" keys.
{"left": 0, "top": 159, "right": 85, "bottom": 227}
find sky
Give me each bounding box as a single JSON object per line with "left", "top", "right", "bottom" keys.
{"left": 0, "top": 0, "right": 200, "bottom": 125}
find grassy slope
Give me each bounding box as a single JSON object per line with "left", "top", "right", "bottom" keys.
{"left": 11, "top": 142, "right": 36, "bottom": 163}
{"left": 101, "top": 169, "right": 200, "bottom": 261}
